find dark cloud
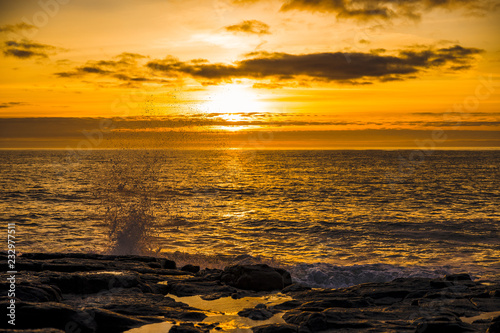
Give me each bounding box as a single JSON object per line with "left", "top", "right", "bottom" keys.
{"left": 236, "top": 0, "right": 497, "bottom": 20}
{"left": 146, "top": 45, "right": 483, "bottom": 85}
{"left": 0, "top": 23, "right": 36, "bottom": 33}
{"left": 0, "top": 102, "right": 25, "bottom": 108}
{"left": 225, "top": 20, "right": 271, "bottom": 35}
{"left": 2, "top": 39, "right": 59, "bottom": 59}
{"left": 54, "top": 53, "right": 170, "bottom": 87}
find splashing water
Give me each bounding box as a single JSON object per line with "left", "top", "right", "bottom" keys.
{"left": 93, "top": 150, "right": 168, "bottom": 256}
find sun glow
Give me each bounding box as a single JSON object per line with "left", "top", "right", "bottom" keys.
{"left": 200, "top": 84, "right": 267, "bottom": 115}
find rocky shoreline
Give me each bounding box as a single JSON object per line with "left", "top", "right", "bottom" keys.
{"left": 1, "top": 252, "right": 499, "bottom": 332}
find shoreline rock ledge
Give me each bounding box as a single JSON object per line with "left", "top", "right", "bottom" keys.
{"left": 221, "top": 264, "right": 293, "bottom": 291}
{"left": 1, "top": 252, "right": 499, "bottom": 333}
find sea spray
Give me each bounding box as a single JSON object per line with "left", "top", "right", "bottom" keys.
{"left": 92, "top": 150, "right": 168, "bottom": 256}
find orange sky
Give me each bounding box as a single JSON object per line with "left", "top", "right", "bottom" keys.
{"left": 0, "top": 0, "right": 499, "bottom": 148}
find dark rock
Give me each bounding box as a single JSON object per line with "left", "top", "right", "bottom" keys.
{"left": 238, "top": 307, "right": 274, "bottom": 320}
{"left": 169, "top": 280, "right": 237, "bottom": 298}
{"left": 362, "top": 288, "right": 411, "bottom": 299}
{"left": 0, "top": 328, "right": 65, "bottom": 333}
{"left": 1, "top": 284, "right": 62, "bottom": 302}
{"left": 253, "top": 324, "right": 298, "bottom": 333}
{"left": 182, "top": 264, "right": 201, "bottom": 273}
{"left": 282, "top": 284, "right": 311, "bottom": 293}
{"left": 470, "top": 298, "right": 500, "bottom": 312}
{"left": 87, "top": 307, "right": 147, "bottom": 333}
{"left": 299, "top": 297, "right": 371, "bottom": 310}
{"left": 46, "top": 272, "right": 142, "bottom": 294}
{"left": 147, "top": 262, "right": 161, "bottom": 268}
{"left": 178, "top": 311, "right": 208, "bottom": 321}
{"left": 271, "top": 300, "right": 303, "bottom": 311}
{"left": 275, "top": 268, "right": 293, "bottom": 286}
{"left": 160, "top": 258, "right": 177, "bottom": 269}
{"left": 41, "top": 263, "right": 106, "bottom": 272}
{"left": 488, "top": 316, "right": 500, "bottom": 333}
{"left": 414, "top": 321, "right": 478, "bottom": 332}
{"left": 63, "top": 289, "right": 201, "bottom": 321}
{"left": 221, "top": 264, "right": 289, "bottom": 291}
{"left": 283, "top": 311, "right": 328, "bottom": 332}
{"left": 146, "top": 282, "right": 171, "bottom": 294}
{"left": 445, "top": 274, "right": 472, "bottom": 282}
{"left": 430, "top": 280, "right": 454, "bottom": 289}
{"left": 0, "top": 301, "right": 95, "bottom": 332}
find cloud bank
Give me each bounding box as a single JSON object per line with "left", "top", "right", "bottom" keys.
{"left": 234, "top": 0, "right": 497, "bottom": 20}
{"left": 146, "top": 45, "right": 482, "bottom": 85}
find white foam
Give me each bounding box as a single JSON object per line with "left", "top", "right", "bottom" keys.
{"left": 288, "top": 262, "right": 452, "bottom": 289}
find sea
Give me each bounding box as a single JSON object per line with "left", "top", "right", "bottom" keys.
{"left": 1, "top": 149, "right": 499, "bottom": 288}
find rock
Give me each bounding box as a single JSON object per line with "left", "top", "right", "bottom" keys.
{"left": 487, "top": 316, "right": 500, "bottom": 333}
{"left": 1, "top": 284, "right": 62, "bottom": 302}
{"left": 282, "top": 283, "right": 311, "bottom": 293}
{"left": 0, "top": 301, "right": 96, "bottom": 332}
{"left": 253, "top": 324, "right": 298, "bottom": 333}
{"left": 46, "top": 272, "right": 142, "bottom": 294}
{"left": 275, "top": 268, "right": 293, "bottom": 287}
{"left": 221, "top": 264, "right": 290, "bottom": 291}
{"left": 87, "top": 307, "right": 147, "bottom": 333}
{"left": 286, "top": 311, "right": 328, "bottom": 332}
{"left": 414, "top": 321, "right": 478, "bottom": 332}
{"left": 470, "top": 298, "right": 500, "bottom": 312}
{"left": 181, "top": 264, "right": 201, "bottom": 273}
{"left": 238, "top": 307, "right": 274, "bottom": 320}
{"left": 169, "top": 280, "right": 237, "bottom": 298}
{"left": 160, "top": 258, "right": 177, "bottom": 269}
{"left": 0, "top": 328, "right": 65, "bottom": 333}
{"left": 445, "top": 274, "right": 472, "bottom": 282}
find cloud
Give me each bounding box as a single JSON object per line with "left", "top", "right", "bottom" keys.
{"left": 0, "top": 22, "right": 36, "bottom": 33}
{"left": 54, "top": 52, "right": 172, "bottom": 87}
{"left": 146, "top": 45, "right": 483, "bottom": 85}
{"left": 225, "top": 20, "right": 271, "bottom": 35}
{"left": 2, "top": 39, "right": 60, "bottom": 59}
{"left": 0, "top": 102, "right": 26, "bottom": 108}
{"left": 235, "top": 0, "right": 498, "bottom": 21}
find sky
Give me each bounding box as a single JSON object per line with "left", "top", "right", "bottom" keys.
{"left": 0, "top": 0, "right": 499, "bottom": 148}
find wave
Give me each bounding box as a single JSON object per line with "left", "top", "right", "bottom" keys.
{"left": 160, "top": 252, "right": 491, "bottom": 289}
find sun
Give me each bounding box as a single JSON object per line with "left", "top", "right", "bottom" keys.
{"left": 200, "top": 84, "right": 266, "bottom": 116}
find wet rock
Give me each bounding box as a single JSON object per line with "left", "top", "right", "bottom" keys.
{"left": 253, "top": 324, "right": 298, "bottom": 333}
{"left": 159, "top": 258, "right": 177, "bottom": 269}
{"left": 446, "top": 274, "right": 473, "bottom": 282}
{"left": 487, "top": 315, "right": 500, "bottom": 333}
{"left": 41, "top": 262, "right": 107, "bottom": 272}
{"left": 0, "top": 301, "right": 95, "bottom": 332}
{"left": 275, "top": 268, "right": 293, "bottom": 287}
{"left": 414, "top": 320, "right": 477, "bottom": 332}
{"left": 87, "top": 307, "right": 147, "bottom": 333}
{"left": 238, "top": 307, "right": 274, "bottom": 320}
{"left": 221, "top": 264, "right": 290, "bottom": 291}
{"left": 45, "top": 272, "right": 142, "bottom": 294}
{"left": 470, "top": 298, "right": 500, "bottom": 312}
{"left": 298, "top": 297, "right": 371, "bottom": 310}
{"left": 182, "top": 264, "right": 201, "bottom": 273}
{"left": 282, "top": 283, "right": 311, "bottom": 293}
{"left": 1, "top": 283, "right": 62, "bottom": 302}
{"left": 169, "top": 280, "right": 237, "bottom": 298}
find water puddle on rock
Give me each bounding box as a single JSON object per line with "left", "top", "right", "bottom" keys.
{"left": 126, "top": 293, "right": 292, "bottom": 333}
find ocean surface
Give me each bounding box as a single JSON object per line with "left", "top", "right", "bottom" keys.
{"left": 1, "top": 149, "right": 499, "bottom": 287}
